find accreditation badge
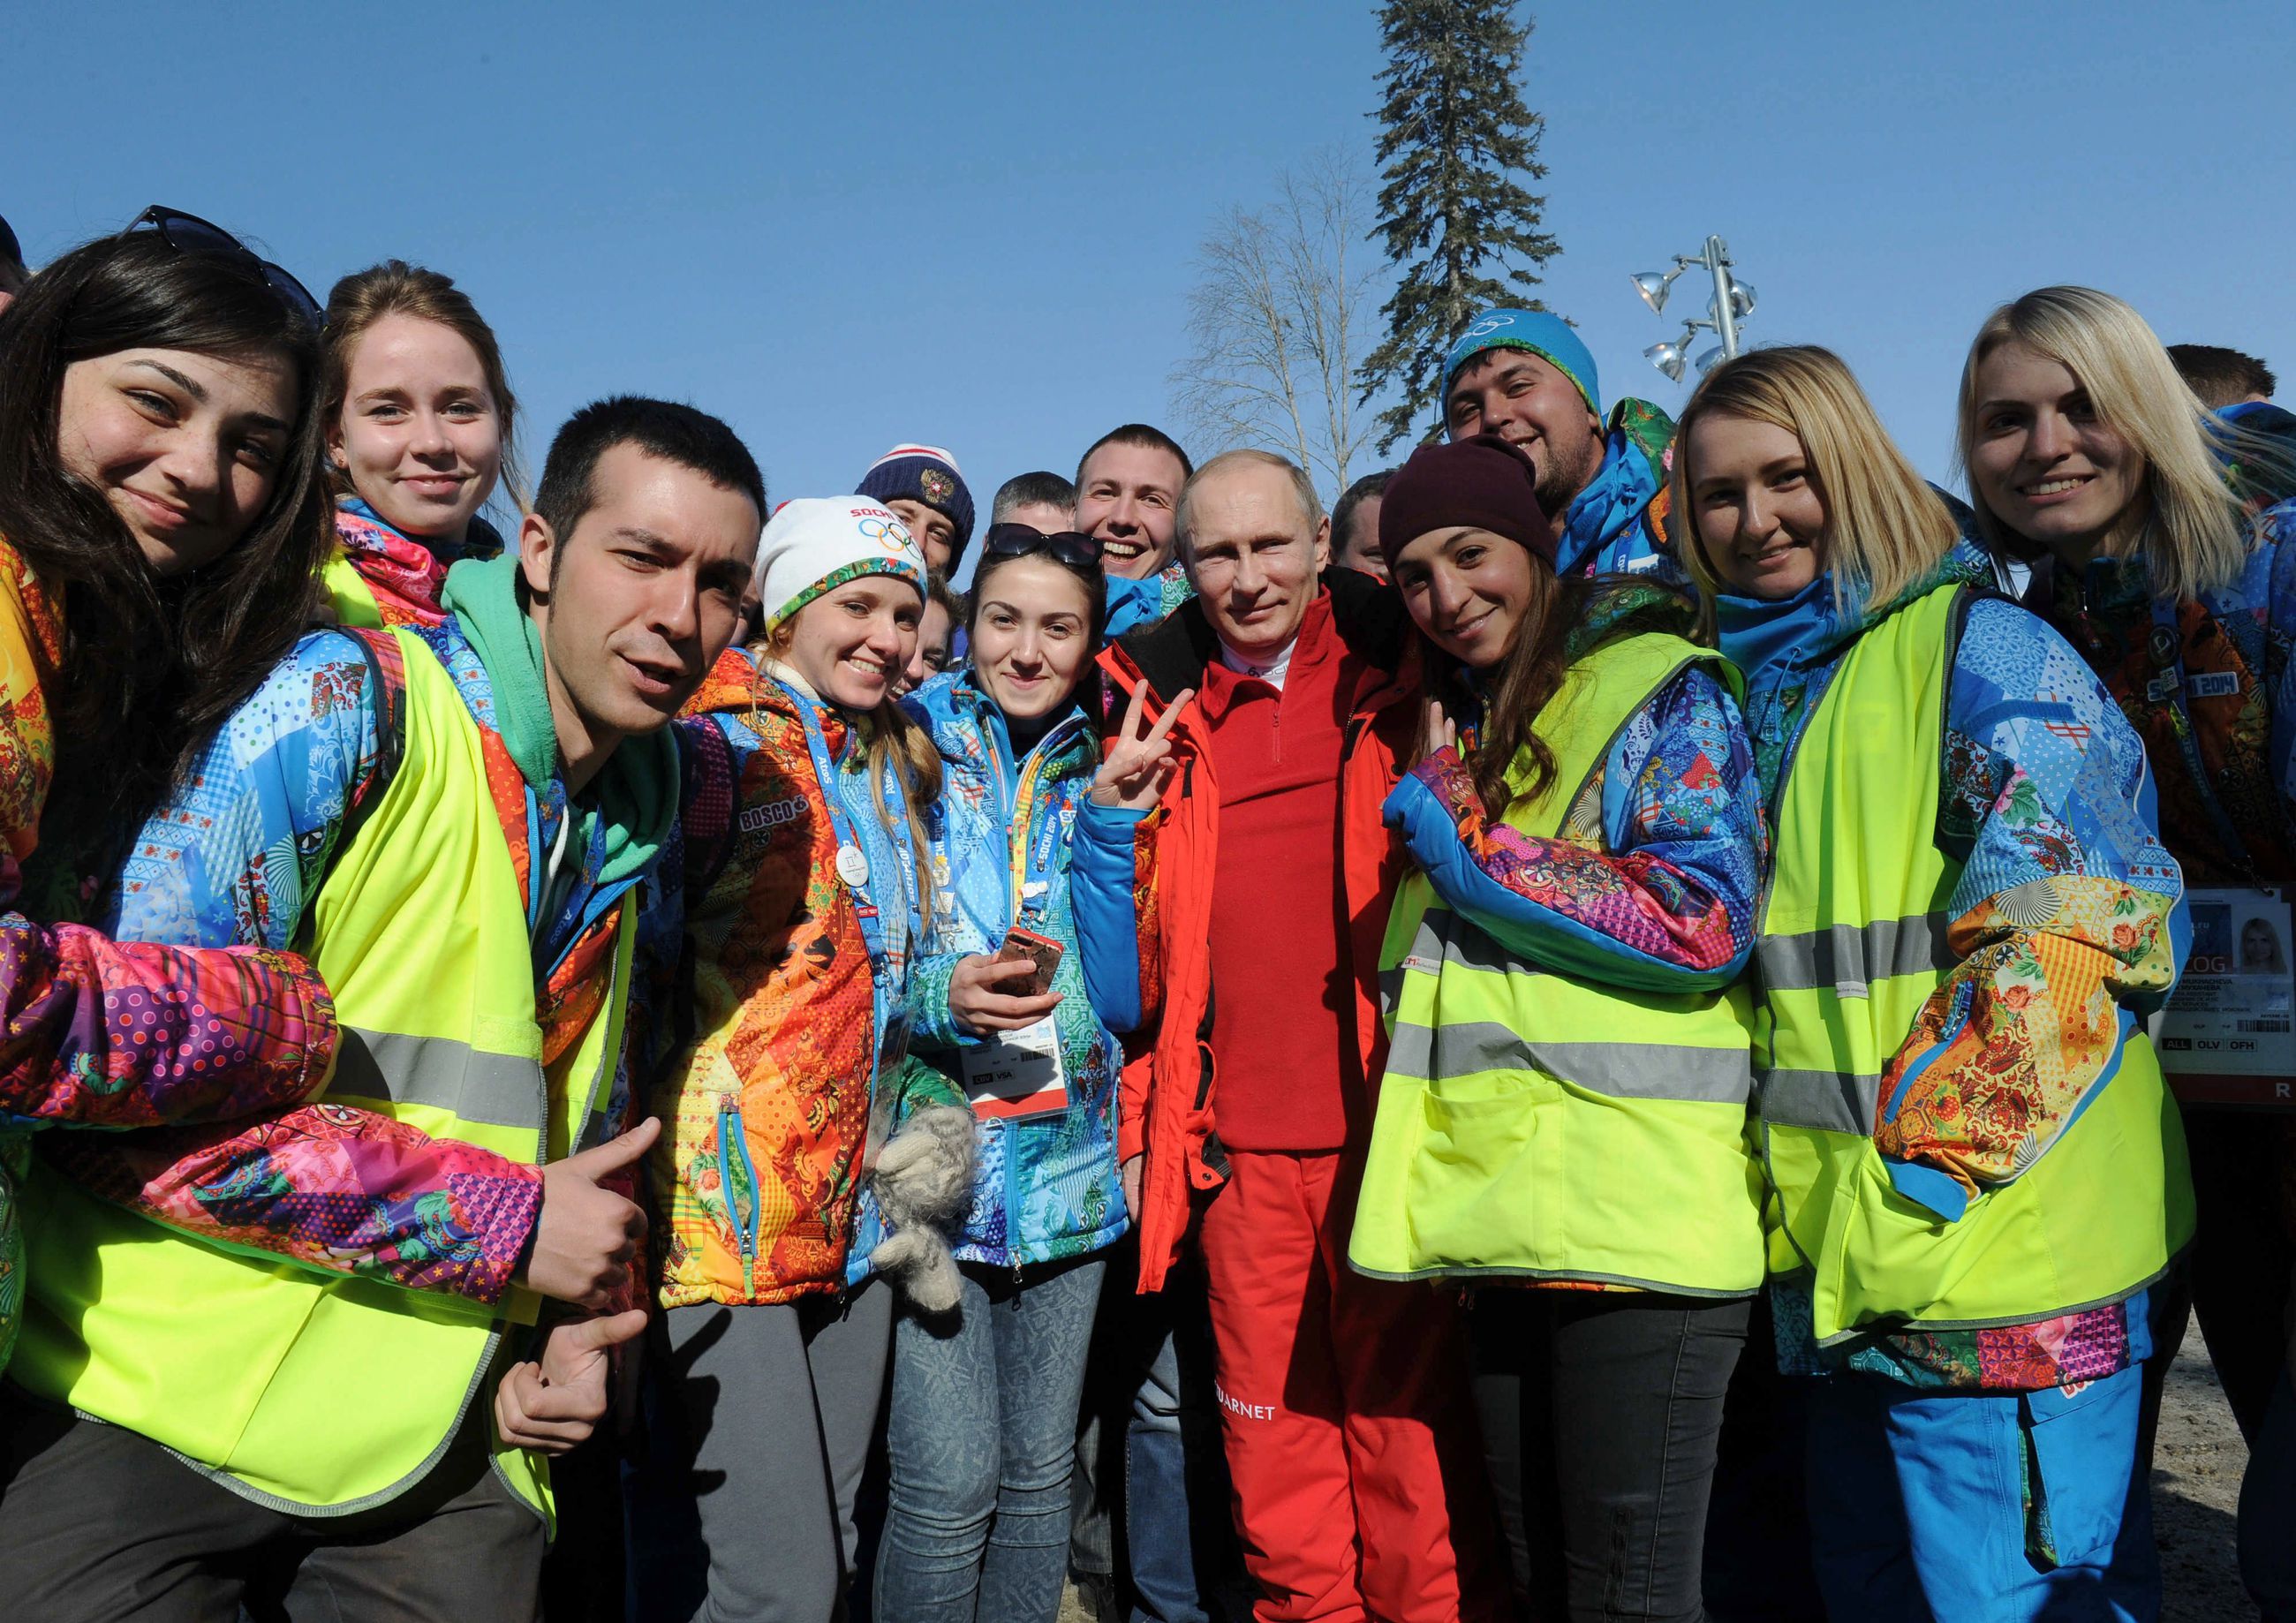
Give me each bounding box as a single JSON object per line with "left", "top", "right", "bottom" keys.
{"left": 2152, "top": 886, "right": 2296, "bottom": 1109}
{"left": 961, "top": 1015, "right": 1070, "bottom": 1121}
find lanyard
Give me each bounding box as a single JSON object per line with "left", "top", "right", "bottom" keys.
{"left": 1002, "top": 712, "right": 1083, "bottom": 926}
{"left": 2147, "top": 596, "right": 2259, "bottom": 880}
{"left": 778, "top": 676, "right": 921, "bottom": 991}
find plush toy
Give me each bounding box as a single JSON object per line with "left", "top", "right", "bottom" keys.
{"left": 868, "top": 1104, "right": 977, "bottom": 1313}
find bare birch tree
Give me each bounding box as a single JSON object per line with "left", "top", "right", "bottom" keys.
{"left": 1170, "top": 147, "right": 1386, "bottom": 501}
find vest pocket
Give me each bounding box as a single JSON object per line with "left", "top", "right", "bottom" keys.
{"left": 1401, "top": 1074, "right": 1548, "bottom": 1271}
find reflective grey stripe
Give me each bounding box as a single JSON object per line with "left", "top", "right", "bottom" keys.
{"left": 1756, "top": 915, "right": 1952, "bottom": 997}
{"left": 1387, "top": 1020, "right": 1750, "bottom": 1103}
{"left": 326, "top": 1027, "right": 546, "bottom": 1131}
{"left": 1756, "top": 1068, "right": 1879, "bottom": 1135}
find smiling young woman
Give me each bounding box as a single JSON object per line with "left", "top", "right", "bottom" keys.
{"left": 1681, "top": 343, "right": 2190, "bottom": 1623}
{"left": 873, "top": 532, "right": 1140, "bottom": 1620}
{"left": 1353, "top": 431, "right": 1769, "bottom": 1620}
{"left": 1958, "top": 288, "right": 2296, "bottom": 1616}
{"left": 0, "top": 216, "right": 340, "bottom": 1377}
{"left": 318, "top": 260, "right": 519, "bottom": 628}
{"left": 625, "top": 496, "right": 978, "bottom": 1622}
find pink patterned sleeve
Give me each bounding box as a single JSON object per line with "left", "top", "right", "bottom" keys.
{"left": 0, "top": 862, "right": 338, "bottom": 1127}
{"left": 42, "top": 1101, "right": 544, "bottom": 1304}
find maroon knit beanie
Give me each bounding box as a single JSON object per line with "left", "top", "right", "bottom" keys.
{"left": 1377, "top": 433, "right": 1558, "bottom": 573}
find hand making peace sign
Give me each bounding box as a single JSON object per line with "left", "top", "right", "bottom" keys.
{"left": 1090, "top": 678, "right": 1194, "bottom": 812}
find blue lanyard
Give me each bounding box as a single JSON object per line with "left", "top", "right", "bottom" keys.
{"left": 2147, "top": 596, "right": 2258, "bottom": 879}
{"left": 777, "top": 676, "right": 921, "bottom": 985}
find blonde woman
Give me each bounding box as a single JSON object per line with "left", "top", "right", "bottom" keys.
{"left": 1680, "top": 344, "right": 2189, "bottom": 1622}
{"left": 1960, "top": 290, "right": 2296, "bottom": 1613}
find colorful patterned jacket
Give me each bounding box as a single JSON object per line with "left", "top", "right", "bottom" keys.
{"left": 36, "top": 608, "right": 651, "bottom": 1305}
{"left": 1555, "top": 398, "right": 1680, "bottom": 582}
{"left": 2009, "top": 499, "right": 2296, "bottom": 884}
{"left": 0, "top": 540, "right": 339, "bottom": 1371}
{"left": 902, "top": 669, "right": 1128, "bottom": 1270}
{"left": 1383, "top": 585, "right": 1764, "bottom": 994}
{"left": 1720, "top": 542, "right": 2186, "bottom": 1391}
{"left": 638, "top": 647, "right": 937, "bottom": 1308}
{"left": 1104, "top": 560, "right": 1197, "bottom": 641}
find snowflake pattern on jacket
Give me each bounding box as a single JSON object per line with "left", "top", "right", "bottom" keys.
{"left": 1725, "top": 549, "right": 2184, "bottom": 1391}
{"left": 902, "top": 669, "right": 1128, "bottom": 1269}
{"left": 43, "top": 622, "right": 552, "bottom": 1303}
{"left": 0, "top": 540, "right": 339, "bottom": 1369}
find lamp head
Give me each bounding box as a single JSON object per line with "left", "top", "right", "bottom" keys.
{"left": 1632, "top": 269, "right": 1677, "bottom": 314}
{"left": 1695, "top": 344, "right": 1726, "bottom": 374}
{"left": 1644, "top": 338, "right": 1688, "bottom": 383}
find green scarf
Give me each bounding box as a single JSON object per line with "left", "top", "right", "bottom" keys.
{"left": 440, "top": 552, "right": 676, "bottom": 889}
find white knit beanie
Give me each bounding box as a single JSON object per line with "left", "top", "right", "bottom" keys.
{"left": 753, "top": 497, "right": 928, "bottom": 632}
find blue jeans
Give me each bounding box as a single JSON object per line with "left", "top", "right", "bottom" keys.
{"left": 2240, "top": 1372, "right": 2296, "bottom": 1619}
{"left": 1807, "top": 1361, "right": 2159, "bottom": 1622}
{"left": 877, "top": 1255, "right": 1107, "bottom": 1622}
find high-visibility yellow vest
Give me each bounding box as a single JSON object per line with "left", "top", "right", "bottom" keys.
{"left": 1756, "top": 581, "right": 2191, "bottom": 1346}
{"left": 1350, "top": 631, "right": 1766, "bottom": 1295}
{"left": 322, "top": 549, "right": 385, "bottom": 629}
{"left": 15, "top": 627, "right": 633, "bottom": 1525}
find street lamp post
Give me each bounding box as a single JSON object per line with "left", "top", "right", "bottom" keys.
{"left": 1631, "top": 235, "right": 1756, "bottom": 383}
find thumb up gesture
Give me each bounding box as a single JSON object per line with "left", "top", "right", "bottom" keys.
{"left": 516, "top": 1118, "right": 660, "bottom": 1311}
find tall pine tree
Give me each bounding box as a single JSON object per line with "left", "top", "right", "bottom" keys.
{"left": 1358, "top": 0, "right": 1560, "bottom": 452}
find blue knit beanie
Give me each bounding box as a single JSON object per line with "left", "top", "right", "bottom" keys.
{"left": 1439, "top": 309, "right": 1600, "bottom": 434}
{"left": 855, "top": 443, "right": 974, "bottom": 561}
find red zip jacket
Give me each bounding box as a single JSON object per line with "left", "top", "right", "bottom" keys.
{"left": 1084, "top": 569, "right": 1416, "bottom": 1292}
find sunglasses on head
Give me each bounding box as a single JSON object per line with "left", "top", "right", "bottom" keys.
{"left": 119, "top": 205, "right": 321, "bottom": 323}
{"left": 980, "top": 524, "right": 1103, "bottom": 569}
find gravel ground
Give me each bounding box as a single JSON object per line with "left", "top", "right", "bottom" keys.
{"left": 1058, "top": 1322, "right": 2260, "bottom": 1623}
{"left": 2157, "top": 1322, "right": 2254, "bottom": 1622}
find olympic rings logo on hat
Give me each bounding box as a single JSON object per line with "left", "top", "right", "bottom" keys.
{"left": 1463, "top": 315, "right": 1516, "bottom": 341}
{"left": 858, "top": 517, "right": 914, "bottom": 554}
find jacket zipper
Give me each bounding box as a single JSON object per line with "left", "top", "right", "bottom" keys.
{"left": 717, "top": 1102, "right": 761, "bottom": 1298}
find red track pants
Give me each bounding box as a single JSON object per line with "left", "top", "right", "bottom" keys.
{"left": 1198, "top": 1147, "right": 1507, "bottom": 1623}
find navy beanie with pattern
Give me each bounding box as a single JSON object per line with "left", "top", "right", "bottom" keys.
{"left": 856, "top": 443, "right": 974, "bottom": 562}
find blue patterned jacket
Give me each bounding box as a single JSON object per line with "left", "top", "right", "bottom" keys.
{"left": 901, "top": 669, "right": 1129, "bottom": 1269}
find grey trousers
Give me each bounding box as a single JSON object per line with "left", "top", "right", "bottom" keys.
{"left": 0, "top": 1386, "right": 544, "bottom": 1622}
{"left": 626, "top": 1280, "right": 893, "bottom": 1622}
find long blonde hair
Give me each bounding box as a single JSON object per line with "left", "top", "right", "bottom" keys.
{"left": 1954, "top": 286, "right": 2285, "bottom": 602}
{"left": 1671, "top": 345, "right": 1959, "bottom": 617}
{"left": 758, "top": 619, "right": 941, "bottom": 926}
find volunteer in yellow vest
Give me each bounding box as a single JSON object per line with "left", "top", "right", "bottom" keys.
{"left": 1350, "top": 432, "right": 1769, "bottom": 1622}
{"left": 1673, "top": 345, "right": 2189, "bottom": 1623}
{"left": 0, "top": 398, "right": 764, "bottom": 1623}
{"left": 315, "top": 259, "right": 522, "bottom": 630}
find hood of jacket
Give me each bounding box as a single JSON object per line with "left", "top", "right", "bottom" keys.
{"left": 1557, "top": 396, "right": 1678, "bottom": 580}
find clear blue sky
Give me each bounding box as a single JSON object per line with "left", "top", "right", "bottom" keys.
{"left": 12, "top": 0, "right": 2291, "bottom": 534}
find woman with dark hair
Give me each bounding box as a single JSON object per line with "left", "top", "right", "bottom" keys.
{"left": 0, "top": 214, "right": 344, "bottom": 1373}
{"left": 874, "top": 525, "right": 1132, "bottom": 1622}
{"left": 317, "top": 259, "right": 518, "bottom": 627}
{"left": 1345, "top": 433, "right": 1768, "bottom": 1622}
{"left": 1, "top": 214, "right": 338, "bottom": 885}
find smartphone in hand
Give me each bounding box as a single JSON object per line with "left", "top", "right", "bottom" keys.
{"left": 998, "top": 925, "right": 1065, "bottom": 996}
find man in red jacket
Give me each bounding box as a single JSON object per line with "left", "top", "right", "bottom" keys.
{"left": 1075, "top": 449, "right": 1501, "bottom": 1623}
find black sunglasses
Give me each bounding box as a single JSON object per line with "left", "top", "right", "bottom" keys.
{"left": 980, "top": 524, "right": 1103, "bottom": 569}
{"left": 119, "top": 205, "right": 321, "bottom": 323}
